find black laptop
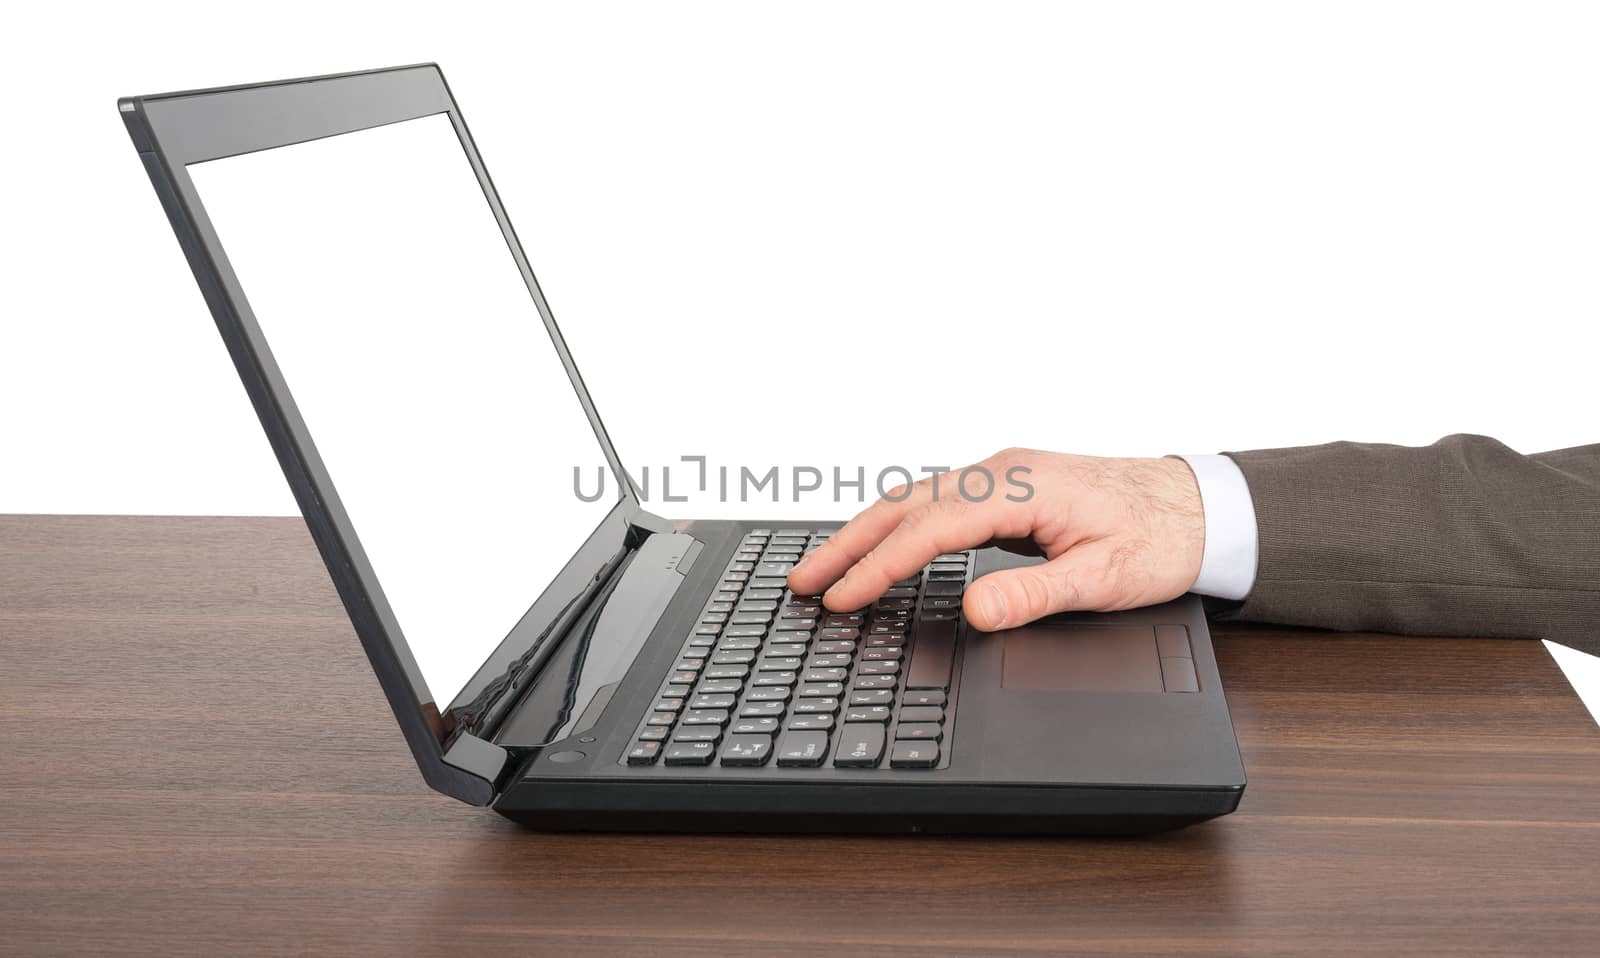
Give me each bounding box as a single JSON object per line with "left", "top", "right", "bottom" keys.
{"left": 120, "top": 64, "right": 1245, "bottom": 833}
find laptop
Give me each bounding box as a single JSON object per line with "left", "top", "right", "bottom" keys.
{"left": 119, "top": 64, "right": 1245, "bottom": 833}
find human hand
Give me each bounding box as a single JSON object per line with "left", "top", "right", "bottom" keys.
{"left": 787, "top": 449, "right": 1206, "bottom": 630}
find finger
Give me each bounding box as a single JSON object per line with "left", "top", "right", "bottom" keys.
{"left": 787, "top": 479, "right": 938, "bottom": 595}
{"left": 963, "top": 541, "right": 1120, "bottom": 630}
{"left": 822, "top": 497, "right": 1031, "bottom": 611}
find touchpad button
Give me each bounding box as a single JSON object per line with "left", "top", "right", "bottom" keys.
{"left": 1000, "top": 623, "right": 1163, "bottom": 692}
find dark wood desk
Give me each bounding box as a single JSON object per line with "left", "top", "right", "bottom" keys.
{"left": 4, "top": 515, "right": 1598, "bottom": 956}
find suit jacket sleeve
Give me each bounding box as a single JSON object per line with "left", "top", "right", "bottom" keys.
{"left": 1217, "top": 434, "right": 1600, "bottom": 656}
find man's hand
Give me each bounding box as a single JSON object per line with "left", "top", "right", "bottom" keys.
{"left": 787, "top": 449, "right": 1206, "bottom": 631}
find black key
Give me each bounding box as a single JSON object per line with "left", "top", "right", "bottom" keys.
{"left": 697, "top": 679, "right": 743, "bottom": 694}
{"left": 792, "top": 697, "right": 839, "bottom": 714}
{"left": 788, "top": 714, "right": 835, "bottom": 731}
{"left": 780, "top": 618, "right": 818, "bottom": 632}
{"left": 854, "top": 674, "right": 897, "bottom": 690}
{"left": 930, "top": 561, "right": 966, "bottom": 573}
{"left": 775, "top": 729, "right": 831, "bottom": 767}
{"left": 881, "top": 587, "right": 918, "bottom": 600}
{"left": 654, "top": 697, "right": 685, "bottom": 712}
{"left": 869, "top": 622, "right": 908, "bottom": 635}
{"left": 899, "top": 706, "right": 945, "bottom": 724}
{"left": 638, "top": 726, "right": 671, "bottom": 741}
{"left": 858, "top": 659, "right": 900, "bottom": 674}
{"left": 745, "top": 588, "right": 785, "bottom": 601}
{"left": 703, "top": 666, "right": 749, "bottom": 681}
{"left": 719, "top": 636, "right": 762, "bottom": 650}
{"left": 814, "top": 640, "right": 856, "bottom": 654}
{"left": 707, "top": 601, "right": 734, "bottom": 613}
{"left": 742, "top": 534, "right": 769, "bottom": 545}
{"left": 771, "top": 536, "right": 809, "bottom": 546}
{"left": 722, "top": 625, "right": 768, "bottom": 638}
{"left": 731, "top": 717, "right": 780, "bottom": 735}
{"left": 689, "top": 693, "right": 736, "bottom": 710}
{"left": 833, "top": 723, "right": 886, "bottom": 768}
{"left": 771, "top": 629, "right": 815, "bottom": 643}
{"left": 802, "top": 668, "right": 848, "bottom": 682}
{"left": 765, "top": 643, "right": 807, "bottom": 657}
{"left": 745, "top": 686, "right": 792, "bottom": 702}
{"left": 701, "top": 612, "right": 729, "bottom": 624}
{"left": 782, "top": 605, "right": 822, "bottom": 617}
{"left": 759, "top": 656, "right": 803, "bottom": 671}
{"left": 729, "top": 613, "right": 771, "bottom": 626}
{"left": 694, "top": 625, "right": 722, "bottom": 636}
{"left": 737, "top": 601, "right": 778, "bottom": 614}
{"left": 924, "top": 581, "right": 964, "bottom": 597}
{"left": 645, "top": 711, "right": 676, "bottom": 726}
{"left": 752, "top": 671, "right": 798, "bottom": 687}
{"left": 682, "top": 709, "right": 731, "bottom": 726}
{"left": 849, "top": 690, "right": 894, "bottom": 706}
{"left": 845, "top": 706, "right": 892, "bottom": 723}
{"left": 740, "top": 700, "right": 786, "bottom": 717}
{"left": 672, "top": 728, "right": 721, "bottom": 744}
{"left": 627, "top": 741, "right": 662, "bottom": 765}
{"left": 890, "top": 741, "right": 939, "bottom": 768}
{"left": 862, "top": 647, "right": 903, "bottom": 662}
{"left": 685, "top": 635, "right": 716, "bottom": 649}
{"left": 921, "top": 596, "right": 962, "bottom": 611}
{"left": 807, "top": 653, "right": 852, "bottom": 669}
{"left": 921, "top": 609, "right": 960, "bottom": 621}
{"left": 775, "top": 529, "right": 812, "bottom": 537}
{"left": 749, "top": 576, "right": 789, "bottom": 590}
{"left": 823, "top": 613, "right": 865, "bottom": 628}
{"left": 927, "top": 571, "right": 965, "bottom": 582}
{"left": 903, "top": 690, "right": 946, "bottom": 707}
{"left": 662, "top": 682, "right": 693, "bottom": 697}
{"left": 755, "top": 562, "right": 795, "bottom": 577}
{"left": 875, "top": 597, "right": 915, "bottom": 611}
{"left": 905, "top": 620, "right": 956, "bottom": 689}
{"left": 749, "top": 528, "right": 773, "bottom": 536}
{"left": 896, "top": 722, "right": 943, "bottom": 741}
{"left": 818, "top": 627, "right": 860, "bottom": 640}
{"left": 799, "top": 682, "right": 845, "bottom": 698}
{"left": 670, "top": 669, "right": 701, "bottom": 685}
{"left": 676, "top": 656, "right": 706, "bottom": 671}
{"left": 712, "top": 650, "right": 756, "bottom": 666}
{"left": 789, "top": 593, "right": 824, "bottom": 603}
{"left": 663, "top": 742, "right": 717, "bottom": 766}
{"left": 720, "top": 735, "right": 773, "bottom": 767}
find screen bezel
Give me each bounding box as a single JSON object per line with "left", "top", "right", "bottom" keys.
{"left": 120, "top": 64, "right": 646, "bottom": 802}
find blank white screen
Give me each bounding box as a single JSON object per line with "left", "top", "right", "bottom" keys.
{"left": 188, "top": 113, "right": 620, "bottom": 706}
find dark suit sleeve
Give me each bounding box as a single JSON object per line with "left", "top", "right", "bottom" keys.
{"left": 1217, "top": 434, "right": 1600, "bottom": 656}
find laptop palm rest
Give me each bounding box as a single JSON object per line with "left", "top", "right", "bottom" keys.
{"left": 999, "top": 623, "right": 1164, "bottom": 692}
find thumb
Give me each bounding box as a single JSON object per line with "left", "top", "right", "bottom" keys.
{"left": 962, "top": 544, "right": 1117, "bottom": 631}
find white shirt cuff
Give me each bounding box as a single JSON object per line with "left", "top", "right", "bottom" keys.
{"left": 1175, "top": 454, "right": 1259, "bottom": 601}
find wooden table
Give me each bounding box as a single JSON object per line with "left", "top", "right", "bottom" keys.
{"left": 3, "top": 515, "right": 1598, "bottom": 956}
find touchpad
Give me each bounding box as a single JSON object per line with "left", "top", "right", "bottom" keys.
{"left": 1000, "top": 623, "right": 1164, "bottom": 692}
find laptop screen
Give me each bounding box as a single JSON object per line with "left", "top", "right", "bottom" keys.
{"left": 188, "top": 113, "right": 623, "bottom": 709}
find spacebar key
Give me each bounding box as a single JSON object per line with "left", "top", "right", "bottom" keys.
{"left": 905, "top": 619, "right": 956, "bottom": 690}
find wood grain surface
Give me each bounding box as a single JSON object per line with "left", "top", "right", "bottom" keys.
{"left": 3, "top": 515, "right": 1598, "bottom": 956}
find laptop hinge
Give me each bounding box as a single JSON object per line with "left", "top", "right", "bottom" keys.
{"left": 452, "top": 508, "right": 677, "bottom": 773}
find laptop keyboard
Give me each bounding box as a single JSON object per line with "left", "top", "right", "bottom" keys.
{"left": 624, "top": 529, "right": 969, "bottom": 770}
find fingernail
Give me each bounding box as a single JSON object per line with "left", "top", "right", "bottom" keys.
{"left": 977, "top": 583, "right": 1007, "bottom": 628}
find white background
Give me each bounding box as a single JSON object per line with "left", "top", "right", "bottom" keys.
{"left": 2, "top": 1, "right": 1596, "bottom": 716}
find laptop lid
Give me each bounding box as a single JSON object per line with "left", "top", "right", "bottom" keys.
{"left": 120, "top": 64, "right": 662, "bottom": 804}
